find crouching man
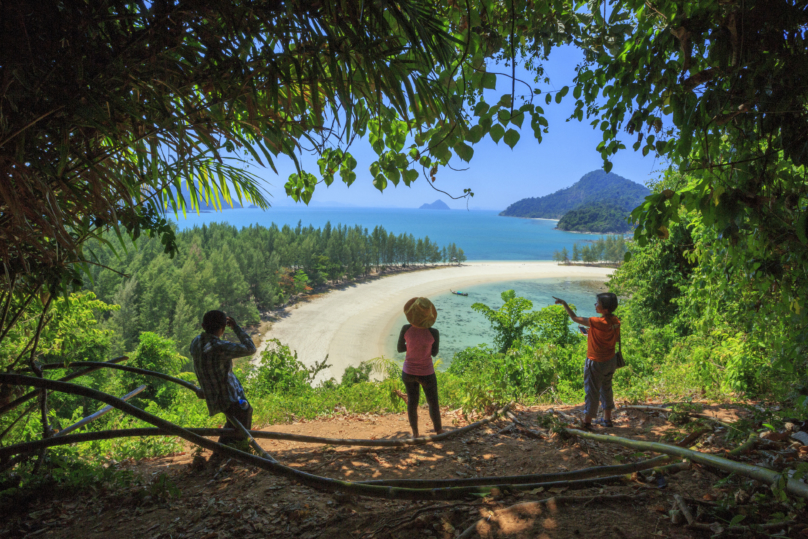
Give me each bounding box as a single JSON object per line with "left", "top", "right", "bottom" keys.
{"left": 190, "top": 310, "right": 256, "bottom": 452}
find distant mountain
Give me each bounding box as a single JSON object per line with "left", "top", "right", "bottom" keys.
{"left": 420, "top": 199, "right": 451, "bottom": 210}
{"left": 499, "top": 170, "right": 650, "bottom": 219}
{"left": 556, "top": 201, "right": 634, "bottom": 234}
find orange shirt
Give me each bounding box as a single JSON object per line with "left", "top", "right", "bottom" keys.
{"left": 587, "top": 315, "right": 620, "bottom": 362}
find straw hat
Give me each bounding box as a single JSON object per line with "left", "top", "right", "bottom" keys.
{"left": 404, "top": 297, "right": 437, "bottom": 328}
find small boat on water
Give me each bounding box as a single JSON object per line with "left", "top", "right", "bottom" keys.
{"left": 450, "top": 289, "right": 468, "bottom": 297}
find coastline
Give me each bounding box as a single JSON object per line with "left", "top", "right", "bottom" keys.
{"left": 254, "top": 262, "right": 614, "bottom": 384}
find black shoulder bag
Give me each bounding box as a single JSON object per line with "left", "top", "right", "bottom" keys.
{"left": 613, "top": 323, "right": 626, "bottom": 369}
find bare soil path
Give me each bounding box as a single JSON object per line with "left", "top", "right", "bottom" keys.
{"left": 4, "top": 402, "right": 806, "bottom": 538}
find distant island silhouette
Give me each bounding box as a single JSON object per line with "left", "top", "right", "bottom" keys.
{"left": 419, "top": 200, "right": 450, "bottom": 210}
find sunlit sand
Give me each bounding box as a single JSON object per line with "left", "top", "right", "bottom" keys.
{"left": 253, "top": 262, "right": 614, "bottom": 383}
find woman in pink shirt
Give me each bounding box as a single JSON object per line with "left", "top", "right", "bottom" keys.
{"left": 397, "top": 297, "right": 443, "bottom": 437}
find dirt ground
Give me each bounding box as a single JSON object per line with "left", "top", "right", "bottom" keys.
{"left": 3, "top": 403, "right": 807, "bottom": 538}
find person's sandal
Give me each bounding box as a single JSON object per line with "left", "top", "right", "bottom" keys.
{"left": 594, "top": 418, "right": 614, "bottom": 428}
{"left": 580, "top": 422, "right": 594, "bottom": 431}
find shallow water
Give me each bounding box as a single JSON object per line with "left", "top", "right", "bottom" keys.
{"left": 386, "top": 277, "right": 608, "bottom": 365}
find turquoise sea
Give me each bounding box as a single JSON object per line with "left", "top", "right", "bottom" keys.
{"left": 172, "top": 207, "right": 605, "bottom": 261}
{"left": 385, "top": 278, "right": 607, "bottom": 362}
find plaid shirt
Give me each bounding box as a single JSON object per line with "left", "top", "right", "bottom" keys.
{"left": 190, "top": 324, "right": 256, "bottom": 416}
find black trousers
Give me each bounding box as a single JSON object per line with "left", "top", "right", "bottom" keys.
{"left": 401, "top": 372, "right": 441, "bottom": 433}
{"left": 219, "top": 402, "right": 253, "bottom": 445}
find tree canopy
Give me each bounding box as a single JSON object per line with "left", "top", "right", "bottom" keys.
{"left": 4, "top": 0, "right": 808, "bottom": 367}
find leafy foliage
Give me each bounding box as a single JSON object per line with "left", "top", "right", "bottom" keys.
{"left": 471, "top": 290, "right": 543, "bottom": 353}
{"left": 556, "top": 202, "right": 633, "bottom": 233}
{"left": 471, "top": 290, "right": 577, "bottom": 352}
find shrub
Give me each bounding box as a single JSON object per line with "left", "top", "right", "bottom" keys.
{"left": 341, "top": 361, "right": 372, "bottom": 387}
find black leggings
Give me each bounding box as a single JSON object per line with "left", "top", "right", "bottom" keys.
{"left": 401, "top": 372, "right": 441, "bottom": 433}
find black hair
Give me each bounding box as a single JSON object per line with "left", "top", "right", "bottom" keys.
{"left": 596, "top": 293, "right": 618, "bottom": 314}
{"left": 201, "top": 310, "right": 227, "bottom": 334}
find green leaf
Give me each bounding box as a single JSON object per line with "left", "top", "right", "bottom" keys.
{"left": 728, "top": 515, "right": 745, "bottom": 527}
{"left": 490, "top": 124, "right": 505, "bottom": 143}
{"left": 503, "top": 129, "right": 520, "bottom": 149}
{"left": 403, "top": 169, "right": 419, "bottom": 185}
{"left": 373, "top": 174, "right": 387, "bottom": 192}
{"left": 466, "top": 125, "right": 484, "bottom": 144}
{"left": 498, "top": 110, "right": 511, "bottom": 125}
{"left": 482, "top": 73, "right": 496, "bottom": 90}
{"left": 474, "top": 102, "right": 490, "bottom": 116}
{"left": 510, "top": 111, "right": 525, "bottom": 128}
{"left": 455, "top": 141, "right": 474, "bottom": 162}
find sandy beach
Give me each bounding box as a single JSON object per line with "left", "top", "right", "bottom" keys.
{"left": 253, "top": 262, "right": 614, "bottom": 383}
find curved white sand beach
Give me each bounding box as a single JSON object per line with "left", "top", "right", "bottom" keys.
{"left": 253, "top": 262, "right": 614, "bottom": 383}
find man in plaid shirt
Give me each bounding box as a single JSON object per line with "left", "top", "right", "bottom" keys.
{"left": 191, "top": 310, "right": 256, "bottom": 447}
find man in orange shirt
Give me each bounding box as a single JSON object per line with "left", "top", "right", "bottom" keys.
{"left": 554, "top": 293, "right": 620, "bottom": 429}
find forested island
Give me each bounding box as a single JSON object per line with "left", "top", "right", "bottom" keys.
{"left": 500, "top": 170, "right": 649, "bottom": 233}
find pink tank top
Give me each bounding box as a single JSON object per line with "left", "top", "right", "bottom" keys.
{"left": 402, "top": 326, "right": 435, "bottom": 376}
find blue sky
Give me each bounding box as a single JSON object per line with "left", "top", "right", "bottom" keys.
{"left": 251, "top": 45, "right": 664, "bottom": 211}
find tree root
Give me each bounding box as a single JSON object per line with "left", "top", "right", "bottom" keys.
{"left": 563, "top": 427, "right": 808, "bottom": 499}
{"left": 0, "top": 356, "right": 128, "bottom": 417}
{"left": 505, "top": 411, "right": 547, "bottom": 439}
{"left": 675, "top": 428, "right": 711, "bottom": 447}
{"left": 357, "top": 455, "right": 672, "bottom": 488}
{"left": 456, "top": 494, "right": 637, "bottom": 539}
{"left": 675, "top": 494, "right": 797, "bottom": 534}
{"left": 1, "top": 376, "right": 534, "bottom": 501}
{"left": 726, "top": 432, "right": 757, "bottom": 459}
{"left": 0, "top": 404, "right": 513, "bottom": 462}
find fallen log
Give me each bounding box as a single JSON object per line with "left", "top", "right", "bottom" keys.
{"left": 726, "top": 432, "right": 758, "bottom": 459}
{"left": 0, "top": 403, "right": 514, "bottom": 461}
{"left": 31, "top": 361, "right": 203, "bottom": 396}
{"left": 55, "top": 385, "right": 146, "bottom": 437}
{"left": 357, "top": 456, "right": 672, "bottom": 488}
{"left": 505, "top": 411, "right": 547, "bottom": 439}
{"left": 3, "top": 376, "right": 538, "bottom": 501}
{"left": 675, "top": 428, "right": 710, "bottom": 448}
{"left": 547, "top": 408, "right": 580, "bottom": 425}
{"left": 457, "top": 494, "right": 636, "bottom": 539}
{"left": 0, "top": 356, "right": 128, "bottom": 417}
{"left": 563, "top": 427, "right": 808, "bottom": 499}
{"left": 226, "top": 414, "right": 278, "bottom": 464}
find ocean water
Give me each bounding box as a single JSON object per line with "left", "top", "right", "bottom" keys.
{"left": 385, "top": 278, "right": 608, "bottom": 364}
{"left": 172, "top": 207, "right": 605, "bottom": 260}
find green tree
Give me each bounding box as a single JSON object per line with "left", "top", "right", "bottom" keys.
{"left": 106, "top": 279, "right": 141, "bottom": 355}
{"left": 172, "top": 294, "right": 198, "bottom": 361}
{"left": 128, "top": 332, "right": 185, "bottom": 408}
{"left": 471, "top": 290, "right": 543, "bottom": 353}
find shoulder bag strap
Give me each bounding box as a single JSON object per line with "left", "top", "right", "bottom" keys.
{"left": 611, "top": 323, "right": 622, "bottom": 352}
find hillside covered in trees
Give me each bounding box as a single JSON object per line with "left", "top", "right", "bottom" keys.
{"left": 82, "top": 222, "right": 465, "bottom": 359}
{"left": 499, "top": 171, "right": 650, "bottom": 230}
{"left": 556, "top": 201, "right": 634, "bottom": 233}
